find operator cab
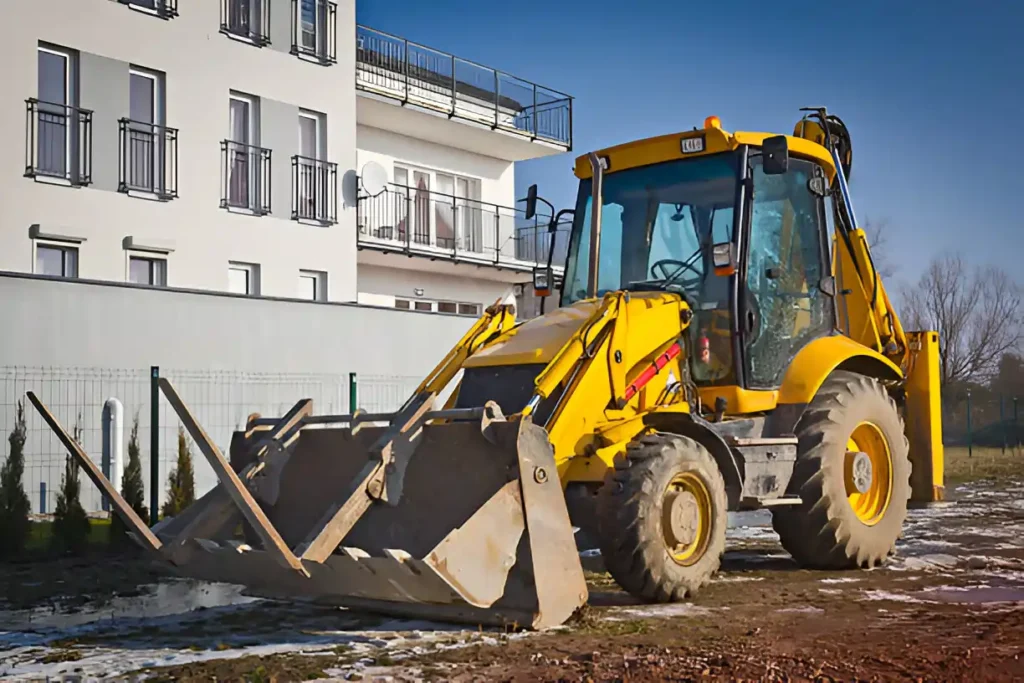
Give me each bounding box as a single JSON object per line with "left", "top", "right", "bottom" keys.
{"left": 555, "top": 117, "right": 838, "bottom": 393}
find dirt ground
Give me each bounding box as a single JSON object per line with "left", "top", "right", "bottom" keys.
{"left": 2, "top": 449, "right": 1023, "bottom": 682}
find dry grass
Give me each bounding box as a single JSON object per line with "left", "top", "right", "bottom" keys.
{"left": 944, "top": 445, "right": 1024, "bottom": 484}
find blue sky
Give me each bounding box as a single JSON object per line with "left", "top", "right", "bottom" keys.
{"left": 356, "top": 0, "right": 1023, "bottom": 287}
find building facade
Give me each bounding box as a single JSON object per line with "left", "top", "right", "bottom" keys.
{"left": 0, "top": 0, "right": 571, "bottom": 316}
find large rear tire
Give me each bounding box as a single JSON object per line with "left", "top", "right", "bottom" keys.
{"left": 596, "top": 433, "right": 727, "bottom": 601}
{"left": 772, "top": 371, "right": 911, "bottom": 569}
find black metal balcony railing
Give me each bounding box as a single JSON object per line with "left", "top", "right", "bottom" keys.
{"left": 357, "top": 183, "right": 570, "bottom": 269}
{"left": 118, "top": 119, "right": 179, "bottom": 199}
{"left": 220, "top": 140, "right": 272, "bottom": 215}
{"left": 355, "top": 26, "right": 573, "bottom": 149}
{"left": 291, "top": 0, "right": 337, "bottom": 65}
{"left": 119, "top": 0, "right": 178, "bottom": 19}
{"left": 24, "top": 99, "right": 93, "bottom": 186}
{"left": 292, "top": 155, "right": 337, "bottom": 224}
{"left": 220, "top": 0, "right": 271, "bottom": 46}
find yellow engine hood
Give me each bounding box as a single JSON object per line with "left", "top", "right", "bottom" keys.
{"left": 463, "top": 300, "right": 601, "bottom": 368}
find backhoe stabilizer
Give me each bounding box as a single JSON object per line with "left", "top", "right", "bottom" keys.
{"left": 905, "top": 330, "right": 945, "bottom": 502}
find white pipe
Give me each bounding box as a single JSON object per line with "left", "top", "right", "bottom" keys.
{"left": 103, "top": 398, "right": 124, "bottom": 505}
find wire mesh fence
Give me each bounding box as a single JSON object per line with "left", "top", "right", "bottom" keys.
{"left": 942, "top": 390, "right": 1023, "bottom": 453}
{"left": 0, "top": 365, "right": 423, "bottom": 515}
{"left": 9, "top": 363, "right": 1016, "bottom": 517}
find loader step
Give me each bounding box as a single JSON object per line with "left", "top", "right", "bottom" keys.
{"left": 725, "top": 436, "right": 799, "bottom": 447}
{"left": 738, "top": 496, "right": 803, "bottom": 510}
{"left": 726, "top": 436, "right": 799, "bottom": 502}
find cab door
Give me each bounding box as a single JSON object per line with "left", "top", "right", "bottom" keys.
{"left": 743, "top": 156, "right": 835, "bottom": 388}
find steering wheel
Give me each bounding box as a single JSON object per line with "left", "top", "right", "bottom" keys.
{"left": 651, "top": 258, "right": 702, "bottom": 283}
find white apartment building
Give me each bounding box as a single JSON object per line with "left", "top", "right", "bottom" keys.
{"left": 0, "top": 0, "right": 572, "bottom": 318}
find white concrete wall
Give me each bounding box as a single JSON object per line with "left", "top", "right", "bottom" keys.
{"left": 0, "top": 272, "right": 476, "bottom": 513}
{"left": 0, "top": 0, "right": 359, "bottom": 301}
{"left": 356, "top": 264, "right": 515, "bottom": 309}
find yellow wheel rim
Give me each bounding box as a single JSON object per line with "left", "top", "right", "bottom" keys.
{"left": 845, "top": 422, "right": 893, "bottom": 525}
{"left": 662, "top": 472, "right": 713, "bottom": 565}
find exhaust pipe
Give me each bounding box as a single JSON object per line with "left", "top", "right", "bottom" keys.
{"left": 586, "top": 152, "right": 605, "bottom": 299}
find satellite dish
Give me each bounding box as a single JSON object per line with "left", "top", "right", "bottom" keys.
{"left": 360, "top": 161, "right": 388, "bottom": 197}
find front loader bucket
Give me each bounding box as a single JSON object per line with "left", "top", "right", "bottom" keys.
{"left": 196, "top": 418, "right": 586, "bottom": 628}
{"left": 41, "top": 379, "right": 587, "bottom": 630}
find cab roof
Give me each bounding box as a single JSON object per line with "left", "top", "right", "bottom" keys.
{"left": 573, "top": 120, "right": 837, "bottom": 180}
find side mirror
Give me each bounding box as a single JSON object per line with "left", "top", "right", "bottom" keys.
{"left": 762, "top": 135, "right": 789, "bottom": 175}
{"left": 712, "top": 242, "right": 737, "bottom": 277}
{"left": 807, "top": 176, "right": 829, "bottom": 197}
{"left": 524, "top": 184, "right": 538, "bottom": 220}
{"left": 533, "top": 266, "right": 553, "bottom": 297}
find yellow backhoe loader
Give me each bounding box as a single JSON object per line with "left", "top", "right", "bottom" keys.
{"left": 28, "top": 108, "right": 944, "bottom": 630}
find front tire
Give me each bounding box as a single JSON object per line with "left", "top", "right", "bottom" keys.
{"left": 772, "top": 371, "right": 911, "bottom": 569}
{"left": 597, "top": 433, "right": 728, "bottom": 601}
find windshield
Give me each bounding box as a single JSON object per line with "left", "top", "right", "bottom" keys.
{"left": 561, "top": 152, "right": 739, "bottom": 307}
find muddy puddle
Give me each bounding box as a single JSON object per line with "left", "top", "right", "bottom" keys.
{"left": 0, "top": 581, "right": 256, "bottom": 631}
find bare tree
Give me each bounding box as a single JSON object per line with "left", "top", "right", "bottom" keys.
{"left": 860, "top": 216, "right": 894, "bottom": 280}
{"left": 902, "top": 252, "right": 1023, "bottom": 385}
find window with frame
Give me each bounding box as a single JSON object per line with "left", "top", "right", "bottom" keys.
{"left": 295, "top": 111, "right": 331, "bottom": 222}
{"left": 129, "top": 255, "right": 167, "bottom": 286}
{"left": 392, "top": 297, "right": 482, "bottom": 316}
{"left": 36, "top": 244, "right": 78, "bottom": 278}
{"left": 226, "top": 93, "right": 265, "bottom": 212}
{"left": 34, "top": 44, "right": 82, "bottom": 183}
{"left": 298, "top": 269, "right": 327, "bottom": 301}
{"left": 222, "top": 0, "right": 268, "bottom": 44}
{"left": 124, "top": 67, "right": 167, "bottom": 195}
{"left": 294, "top": 0, "right": 336, "bottom": 63}
{"left": 392, "top": 163, "right": 483, "bottom": 252}
{"left": 229, "top": 261, "right": 260, "bottom": 295}
{"left": 121, "top": 0, "right": 177, "bottom": 18}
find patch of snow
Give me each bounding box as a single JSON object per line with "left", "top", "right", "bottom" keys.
{"left": 607, "top": 603, "right": 714, "bottom": 619}
{"left": 714, "top": 575, "right": 766, "bottom": 583}
{"left": 820, "top": 577, "right": 861, "bottom": 584}
{"left": 778, "top": 606, "right": 825, "bottom": 614}
{"left": 859, "top": 589, "right": 936, "bottom": 604}
{"left": 889, "top": 554, "right": 960, "bottom": 571}
{"left": 993, "top": 542, "right": 1023, "bottom": 551}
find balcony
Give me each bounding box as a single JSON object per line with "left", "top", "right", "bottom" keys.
{"left": 118, "top": 0, "right": 178, "bottom": 19}
{"left": 24, "top": 99, "right": 93, "bottom": 187}
{"left": 291, "top": 0, "right": 337, "bottom": 65}
{"left": 220, "top": 0, "right": 271, "bottom": 46}
{"left": 118, "top": 119, "right": 179, "bottom": 200}
{"left": 356, "top": 184, "right": 570, "bottom": 273}
{"left": 292, "top": 155, "right": 338, "bottom": 225}
{"left": 220, "top": 141, "right": 272, "bottom": 215}
{"left": 355, "top": 26, "right": 572, "bottom": 160}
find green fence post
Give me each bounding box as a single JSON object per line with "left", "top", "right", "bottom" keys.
{"left": 966, "top": 389, "right": 973, "bottom": 459}
{"left": 1001, "top": 395, "right": 1007, "bottom": 454}
{"left": 1014, "top": 397, "right": 1020, "bottom": 453}
{"left": 150, "top": 365, "right": 160, "bottom": 525}
{"left": 349, "top": 372, "right": 357, "bottom": 412}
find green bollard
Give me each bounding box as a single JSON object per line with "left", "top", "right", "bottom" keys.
{"left": 1001, "top": 395, "right": 1007, "bottom": 454}
{"left": 966, "top": 389, "right": 973, "bottom": 459}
